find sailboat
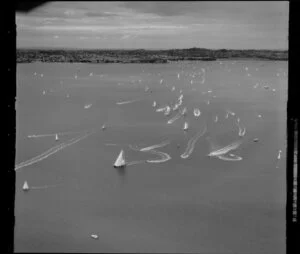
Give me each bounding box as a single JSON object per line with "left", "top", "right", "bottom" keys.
{"left": 55, "top": 134, "right": 59, "bottom": 141}
{"left": 102, "top": 124, "right": 106, "bottom": 130}
{"left": 183, "top": 122, "right": 189, "bottom": 131}
{"left": 23, "top": 181, "right": 29, "bottom": 191}
{"left": 152, "top": 101, "right": 157, "bottom": 107}
{"left": 193, "top": 108, "right": 201, "bottom": 117}
{"left": 113, "top": 150, "right": 126, "bottom": 168}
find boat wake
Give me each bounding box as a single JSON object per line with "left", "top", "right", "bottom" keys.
{"left": 27, "top": 129, "right": 91, "bottom": 138}
{"left": 216, "top": 153, "right": 243, "bottom": 161}
{"left": 128, "top": 140, "right": 172, "bottom": 164}
{"left": 146, "top": 149, "right": 171, "bottom": 163}
{"left": 167, "top": 111, "right": 183, "bottom": 124}
{"left": 181, "top": 124, "right": 207, "bottom": 159}
{"left": 116, "top": 99, "right": 141, "bottom": 105}
{"left": 15, "top": 130, "right": 95, "bottom": 171}
{"left": 207, "top": 139, "right": 242, "bottom": 157}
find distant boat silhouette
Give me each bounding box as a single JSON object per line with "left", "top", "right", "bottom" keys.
{"left": 23, "top": 181, "right": 29, "bottom": 191}
{"left": 113, "top": 150, "right": 126, "bottom": 168}
{"left": 55, "top": 134, "right": 59, "bottom": 141}
{"left": 102, "top": 124, "right": 106, "bottom": 130}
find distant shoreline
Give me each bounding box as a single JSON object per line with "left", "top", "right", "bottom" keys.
{"left": 17, "top": 48, "right": 288, "bottom": 63}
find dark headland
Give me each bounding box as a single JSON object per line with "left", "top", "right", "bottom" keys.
{"left": 17, "top": 47, "right": 288, "bottom": 63}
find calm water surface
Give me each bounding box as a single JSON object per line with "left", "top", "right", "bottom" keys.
{"left": 15, "top": 60, "right": 287, "bottom": 253}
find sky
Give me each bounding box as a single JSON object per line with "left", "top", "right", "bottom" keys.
{"left": 16, "top": 1, "right": 289, "bottom": 50}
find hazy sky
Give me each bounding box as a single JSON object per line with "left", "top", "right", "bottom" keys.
{"left": 16, "top": 1, "right": 289, "bottom": 49}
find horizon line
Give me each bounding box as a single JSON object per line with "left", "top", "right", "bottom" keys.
{"left": 17, "top": 47, "right": 288, "bottom": 51}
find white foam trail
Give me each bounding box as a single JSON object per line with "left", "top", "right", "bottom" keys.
{"left": 146, "top": 150, "right": 171, "bottom": 163}
{"left": 239, "top": 127, "right": 246, "bottom": 137}
{"left": 225, "top": 112, "right": 229, "bottom": 119}
{"left": 84, "top": 104, "right": 92, "bottom": 109}
{"left": 156, "top": 106, "right": 168, "bottom": 112}
{"left": 15, "top": 131, "right": 94, "bottom": 171}
{"left": 30, "top": 184, "right": 61, "bottom": 189}
{"left": 27, "top": 130, "right": 90, "bottom": 138}
{"left": 177, "top": 73, "right": 180, "bottom": 79}
{"left": 208, "top": 140, "right": 242, "bottom": 157}
{"left": 139, "top": 141, "right": 170, "bottom": 152}
{"left": 167, "top": 111, "right": 182, "bottom": 124}
{"left": 116, "top": 99, "right": 140, "bottom": 105}
{"left": 160, "top": 79, "right": 163, "bottom": 84}
{"left": 181, "top": 107, "right": 187, "bottom": 116}
{"left": 152, "top": 101, "right": 157, "bottom": 107}
{"left": 178, "top": 94, "right": 183, "bottom": 101}
{"left": 105, "top": 143, "right": 120, "bottom": 146}
{"left": 180, "top": 125, "right": 207, "bottom": 159}
{"left": 127, "top": 160, "right": 145, "bottom": 166}
{"left": 216, "top": 154, "right": 243, "bottom": 161}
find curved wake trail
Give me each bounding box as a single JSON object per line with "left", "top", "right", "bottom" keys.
{"left": 15, "top": 131, "right": 94, "bottom": 171}
{"left": 208, "top": 140, "right": 242, "bottom": 157}
{"left": 128, "top": 140, "right": 171, "bottom": 164}
{"left": 146, "top": 150, "right": 171, "bottom": 163}
{"left": 181, "top": 124, "right": 207, "bottom": 159}
{"left": 216, "top": 154, "right": 243, "bottom": 161}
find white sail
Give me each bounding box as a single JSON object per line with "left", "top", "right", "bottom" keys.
{"left": 23, "top": 181, "right": 29, "bottom": 191}
{"left": 193, "top": 108, "right": 201, "bottom": 117}
{"left": 164, "top": 106, "right": 171, "bottom": 116}
{"left": 55, "top": 134, "right": 59, "bottom": 141}
{"left": 183, "top": 122, "right": 189, "bottom": 131}
{"left": 113, "top": 150, "right": 126, "bottom": 168}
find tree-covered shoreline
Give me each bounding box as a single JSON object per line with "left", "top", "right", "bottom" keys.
{"left": 17, "top": 48, "right": 288, "bottom": 63}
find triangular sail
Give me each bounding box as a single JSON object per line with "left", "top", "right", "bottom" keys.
{"left": 113, "top": 150, "right": 126, "bottom": 168}
{"left": 23, "top": 181, "right": 29, "bottom": 191}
